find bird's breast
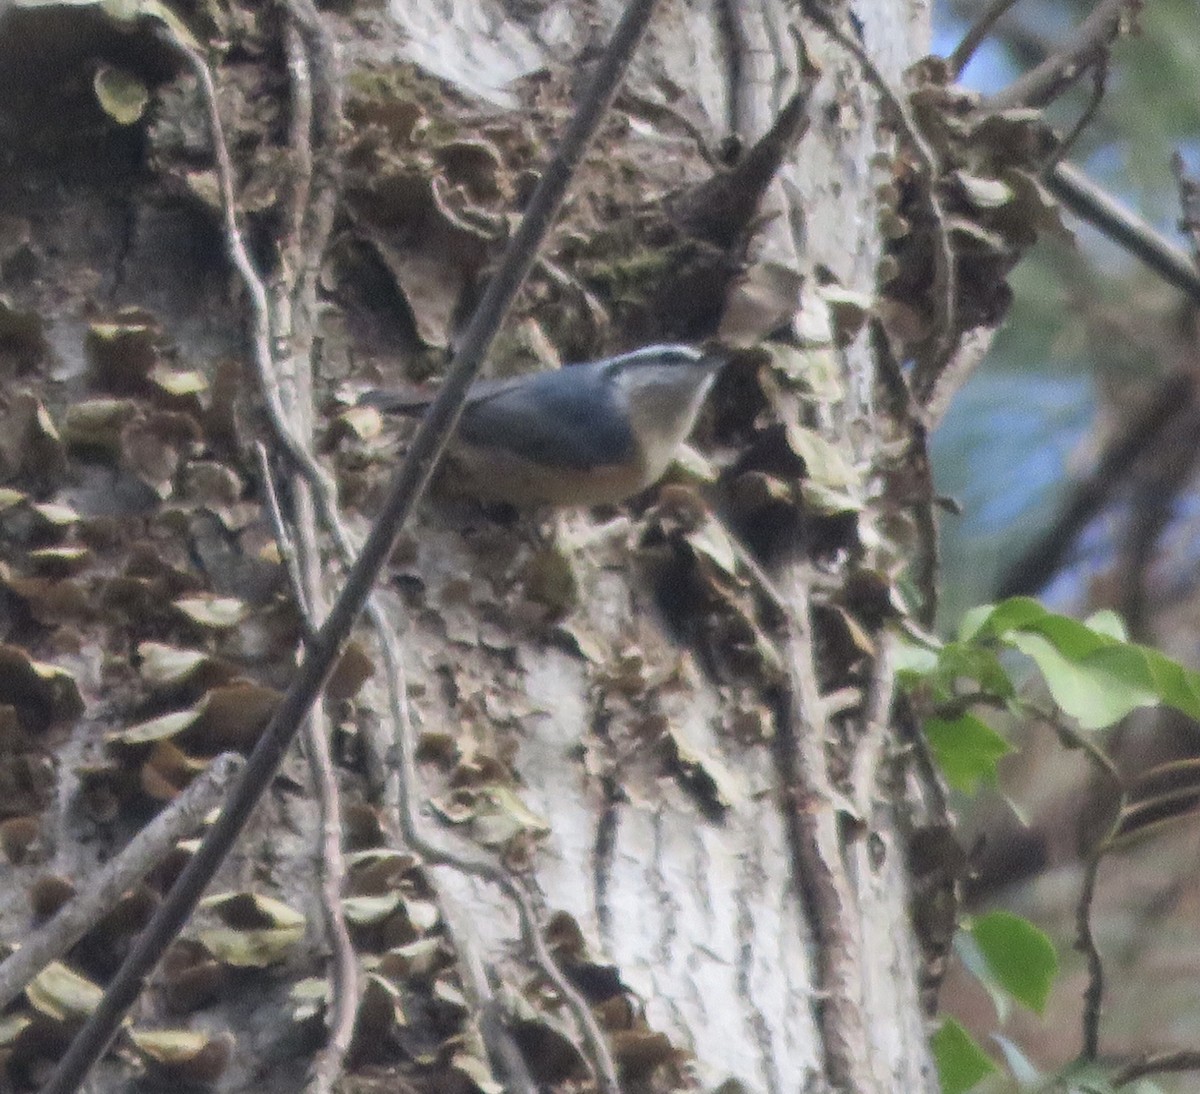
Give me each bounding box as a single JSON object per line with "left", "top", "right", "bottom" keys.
{"left": 442, "top": 439, "right": 652, "bottom": 507}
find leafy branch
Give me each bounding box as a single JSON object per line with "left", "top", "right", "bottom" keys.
{"left": 900, "top": 597, "right": 1200, "bottom": 1092}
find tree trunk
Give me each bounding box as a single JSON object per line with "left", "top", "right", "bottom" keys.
{"left": 0, "top": 0, "right": 941, "bottom": 1091}
{"left": 378, "top": 1, "right": 939, "bottom": 1090}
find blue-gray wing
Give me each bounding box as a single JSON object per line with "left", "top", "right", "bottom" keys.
{"left": 458, "top": 363, "right": 636, "bottom": 471}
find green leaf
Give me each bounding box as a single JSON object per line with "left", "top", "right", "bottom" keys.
{"left": 893, "top": 635, "right": 939, "bottom": 684}
{"left": 931, "top": 1019, "right": 995, "bottom": 1094}
{"left": 1006, "top": 631, "right": 1161, "bottom": 730}
{"left": 894, "top": 632, "right": 1016, "bottom": 703}
{"left": 1083, "top": 609, "right": 1128, "bottom": 641}
{"left": 963, "top": 597, "right": 1200, "bottom": 729}
{"left": 960, "top": 596, "right": 1047, "bottom": 641}
{"left": 969, "top": 911, "right": 1057, "bottom": 1014}
{"left": 1137, "top": 645, "right": 1200, "bottom": 721}
{"left": 956, "top": 602, "right": 996, "bottom": 643}
{"left": 924, "top": 713, "right": 1012, "bottom": 793}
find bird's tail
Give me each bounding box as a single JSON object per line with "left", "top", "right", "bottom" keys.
{"left": 357, "top": 387, "right": 434, "bottom": 416}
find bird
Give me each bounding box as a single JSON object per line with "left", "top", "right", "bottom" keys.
{"left": 359, "top": 344, "right": 726, "bottom": 508}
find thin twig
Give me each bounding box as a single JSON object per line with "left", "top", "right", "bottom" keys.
{"left": 295, "top": 488, "right": 359, "bottom": 1094}
{"left": 1076, "top": 850, "right": 1105, "bottom": 1060}
{"left": 890, "top": 684, "right": 959, "bottom": 1017}
{"left": 1045, "top": 60, "right": 1107, "bottom": 170}
{"left": 1047, "top": 718, "right": 1122, "bottom": 786}
{"left": 230, "top": 16, "right": 359, "bottom": 1090}
{"left": 41, "top": 1, "right": 660, "bottom": 1088}
{"left": 280, "top": 0, "right": 342, "bottom": 288}
{"left": 720, "top": 516, "right": 789, "bottom": 615}
{"left": 0, "top": 754, "right": 243, "bottom": 1010}
{"left": 945, "top": 0, "right": 1055, "bottom": 62}
{"left": 922, "top": 323, "right": 1000, "bottom": 431}
{"left": 910, "top": 458, "right": 940, "bottom": 627}
{"left": 255, "top": 441, "right": 311, "bottom": 628}
{"left": 948, "top": 0, "right": 1024, "bottom": 78}
{"left": 894, "top": 692, "right": 951, "bottom": 835}
{"left": 279, "top": 0, "right": 341, "bottom": 194}
{"left": 617, "top": 86, "right": 721, "bottom": 166}
{"left": 426, "top": 875, "right": 538, "bottom": 1094}
{"left": 987, "top": 0, "right": 1134, "bottom": 111}
{"left": 870, "top": 315, "right": 918, "bottom": 422}
{"left": 263, "top": 428, "right": 360, "bottom": 1089}
{"left": 1036, "top": 705, "right": 1125, "bottom": 1062}
{"left": 159, "top": 27, "right": 332, "bottom": 503}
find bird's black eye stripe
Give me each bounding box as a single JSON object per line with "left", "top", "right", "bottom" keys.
{"left": 605, "top": 345, "right": 705, "bottom": 372}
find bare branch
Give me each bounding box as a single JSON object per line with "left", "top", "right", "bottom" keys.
{"left": 295, "top": 489, "right": 359, "bottom": 1094}
{"left": 960, "top": 4, "right": 1200, "bottom": 316}
{"left": 282, "top": 19, "right": 314, "bottom": 255}
{"left": 988, "top": 0, "right": 1137, "bottom": 110}
{"left": 996, "top": 373, "right": 1196, "bottom": 598}
{"left": 156, "top": 10, "right": 359, "bottom": 1085}
{"left": 426, "top": 878, "right": 537, "bottom": 1094}
{"left": 946, "top": 0, "right": 1058, "bottom": 65}
{"left": 267, "top": 17, "right": 359, "bottom": 1089}
{"left": 870, "top": 315, "right": 979, "bottom": 628}
{"left": 1047, "top": 162, "right": 1200, "bottom": 305}
{"left": 993, "top": 158, "right": 1200, "bottom": 599}
{"left": 0, "top": 754, "right": 243, "bottom": 1010}
{"left": 948, "top": 0, "right": 1024, "bottom": 78}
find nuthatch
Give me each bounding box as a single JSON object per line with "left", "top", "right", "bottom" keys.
{"left": 361, "top": 345, "right": 725, "bottom": 507}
